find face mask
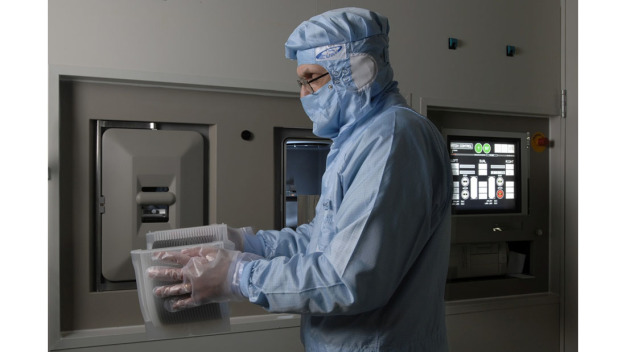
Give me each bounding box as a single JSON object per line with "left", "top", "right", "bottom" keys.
{"left": 300, "top": 82, "right": 342, "bottom": 138}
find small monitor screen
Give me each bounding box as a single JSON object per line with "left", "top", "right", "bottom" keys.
{"left": 447, "top": 134, "right": 522, "bottom": 214}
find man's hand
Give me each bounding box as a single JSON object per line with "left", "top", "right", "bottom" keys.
{"left": 147, "top": 246, "right": 239, "bottom": 312}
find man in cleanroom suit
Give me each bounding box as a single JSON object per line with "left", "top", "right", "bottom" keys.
{"left": 149, "top": 7, "right": 452, "bottom": 352}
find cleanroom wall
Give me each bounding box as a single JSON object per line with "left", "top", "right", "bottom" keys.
{"left": 49, "top": 0, "right": 571, "bottom": 351}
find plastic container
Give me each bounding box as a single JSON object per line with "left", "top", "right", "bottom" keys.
{"left": 131, "top": 241, "right": 234, "bottom": 339}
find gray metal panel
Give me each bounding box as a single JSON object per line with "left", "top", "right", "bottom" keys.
{"left": 447, "top": 301, "right": 560, "bottom": 351}
{"left": 101, "top": 129, "right": 204, "bottom": 282}
{"left": 562, "top": 1, "right": 578, "bottom": 350}
{"left": 49, "top": 1, "right": 560, "bottom": 113}
{"left": 48, "top": 0, "right": 319, "bottom": 93}
{"left": 410, "top": 0, "right": 561, "bottom": 115}
{"left": 52, "top": 326, "right": 304, "bottom": 352}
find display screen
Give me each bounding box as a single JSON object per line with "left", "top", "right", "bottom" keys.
{"left": 448, "top": 135, "right": 522, "bottom": 214}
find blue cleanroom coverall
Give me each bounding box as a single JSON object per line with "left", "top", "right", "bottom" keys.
{"left": 239, "top": 7, "right": 453, "bottom": 352}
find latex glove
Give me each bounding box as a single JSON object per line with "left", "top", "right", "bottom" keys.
{"left": 227, "top": 226, "right": 255, "bottom": 252}
{"left": 147, "top": 245, "right": 259, "bottom": 312}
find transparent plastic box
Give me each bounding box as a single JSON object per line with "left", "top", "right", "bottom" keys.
{"left": 131, "top": 241, "right": 234, "bottom": 339}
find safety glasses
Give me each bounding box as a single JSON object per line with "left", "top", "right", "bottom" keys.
{"left": 297, "top": 72, "right": 330, "bottom": 94}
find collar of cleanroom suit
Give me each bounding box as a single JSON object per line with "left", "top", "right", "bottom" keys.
{"left": 239, "top": 7, "right": 452, "bottom": 352}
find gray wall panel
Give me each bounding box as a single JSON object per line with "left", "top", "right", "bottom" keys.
{"left": 447, "top": 303, "right": 560, "bottom": 351}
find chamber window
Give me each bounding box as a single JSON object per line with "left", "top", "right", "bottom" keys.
{"left": 140, "top": 187, "right": 170, "bottom": 223}
{"left": 284, "top": 140, "right": 331, "bottom": 228}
